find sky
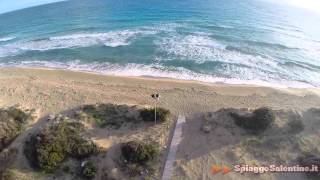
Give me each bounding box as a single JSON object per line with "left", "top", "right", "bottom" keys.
{"left": 266, "top": 0, "right": 320, "bottom": 14}
{"left": 0, "top": 0, "right": 65, "bottom": 14}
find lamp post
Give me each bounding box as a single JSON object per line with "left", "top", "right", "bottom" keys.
{"left": 151, "top": 93, "right": 160, "bottom": 125}
{"left": 151, "top": 93, "right": 167, "bottom": 148}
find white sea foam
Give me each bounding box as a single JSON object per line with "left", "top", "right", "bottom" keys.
{"left": 153, "top": 33, "right": 320, "bottom": 86}
{"left": 0, "top": 36, "right": 15, "bottom": 42}
{"left": 0, "top": 29, "right": 156, "bottom": 57}
{"left": 0, "top": 24, "right": 319, "bottom": 88}
{"left": 155, "top": 34, "right": 280, "bottom": 70}
{"left": 0, "top": 60, "right": 316, "bottom": 88}
{"left": 216, "top": 24, "right": 234, "bottom": 29}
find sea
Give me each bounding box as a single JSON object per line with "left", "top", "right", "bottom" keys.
{"left": 0, "top": 0, "right": 320, "bottom": 88}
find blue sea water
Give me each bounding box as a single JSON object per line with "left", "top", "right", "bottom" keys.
{"left": 0, "top": 0, "right": 320, "bottom": 87}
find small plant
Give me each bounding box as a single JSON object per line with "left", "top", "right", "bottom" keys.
{"left": 0, "top": 148, "right": 18, "bottom": 177}
{"left": 231, "top": 107, "right": 275, "bottom": 134}
{"left": 68, "top": 136, "right": 98, "bottom": 159}
{"left": 0, "top": 107, "right": 33, "bottom": 152}
{"left": 287, "top": 119, "right": 304, "bottom": 134}
{"left": 126, "top": 163, "right": 144, "bottom": 177}
{"left": 81, "top": 161, "right": 97, "bottom": 179}
{"left": 121, "top": 141, "right": 159, "bottom": 177}
{"left": 140, "top": 108, "right": 170, "bottom": 123}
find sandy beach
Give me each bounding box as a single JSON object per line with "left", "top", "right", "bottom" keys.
{"left": 1, "top": 68, "right": 320, "bottom": 180}
{"left": 1, "top": 68, "right": 320, "bottom": 115}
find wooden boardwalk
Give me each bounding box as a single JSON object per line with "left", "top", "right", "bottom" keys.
{"left": 162, "top": 115, "right": 185, "bottom": 180}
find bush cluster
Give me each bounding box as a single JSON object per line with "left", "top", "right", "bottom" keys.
{"left": 121, "top": 141, "right": 159, "bottom": 177}
{"left": 140, "top": 108, "right": 170, "bottom": 123}
{"left": 0, "top": 107, "right": 33, "bottom": 152}
{"left": 24, "top": 120, "right": 98, "bottom": 173}
{"left": 288, "top": 119, "right": 304, "bottom": 134}
{"left": 231, "top": 107, "right": 275, "bottom": 134}
{"left": 121, "top": 141, "right": 159, "bottom": 165}
{"left": 81, "top": 161, "right": 97, "bottom": 179}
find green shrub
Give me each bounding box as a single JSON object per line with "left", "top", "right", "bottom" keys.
{"left": 81, "top": 161, "right": 97, "bottom": 179}
{"left": 37, "top": 142, "right": 66, "bottom": 172}
{"left": 288, "top": 119, "right": 304, "bottom": 134}
{"left": 24, "top": 120, "right": 98, "bottom": 173}
{"left": 231, "top": 107, "right": 275, "bottom": 134}
{"left": 121, "top": 141, "right": 159, "bottom": 165}
{"left": 68, "top": 136, "right": 98, "bottom": 159}
{"left": 140, "top": 108, "right": 170, "bottom": 123}
{"left": 6, "top": 107, "right": 31, "bottom": 123}
{"left": 121, "top": 141, "right": 159, "bottom": 177}
{"left": 0, "top": 107, "right": 33, "bottom": 152}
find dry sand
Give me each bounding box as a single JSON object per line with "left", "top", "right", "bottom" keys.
{"left": 1, "top": 67, "right": 320, "bottom": 180}
{"left": 1, "top": 68, "right": 320, "bottom": 115}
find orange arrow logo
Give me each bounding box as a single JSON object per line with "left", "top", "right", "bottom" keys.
{"left": 211, "top": 165, "right": 222, "bottom": 175}
{"left": 222, "top": 166, "right": 232, "bottom": 174}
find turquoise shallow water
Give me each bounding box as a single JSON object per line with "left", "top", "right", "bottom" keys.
{"left": 0, "top": 0, "right": 320, "bottom": 87}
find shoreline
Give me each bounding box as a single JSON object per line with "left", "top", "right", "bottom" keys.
{"left": 1, "top": 66, "right": 319, "bottom": 91}
{"left": 1, "top": 67, "right": 320, "bottom": 101}
{"left": 1, "top": 67, "right": 320, "bottom": 116}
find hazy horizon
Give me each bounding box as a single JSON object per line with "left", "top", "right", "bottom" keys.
{"left": 1, "top": 0, "right": 320, "bottom": 15}
{"left": 0, "top": 0, "right": 65, "bottom": 14}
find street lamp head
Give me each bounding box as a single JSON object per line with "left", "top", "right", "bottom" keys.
{"left": 151, "top": 93, "right": 160, "bottom": 100}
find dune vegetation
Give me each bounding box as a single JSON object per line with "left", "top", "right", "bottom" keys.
{"left": 121, "top": 141, "right": 160, "bottom": 177}
{"left": 76, "top": 104, "right": 171, "bottom": 129}
{"left": 230, "top": 107, "right": 275, "bottom": 134}
{"left": 24, "top": 116, "right": 99, "bottom": 174}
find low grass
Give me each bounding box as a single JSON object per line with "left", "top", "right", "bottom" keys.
{"left": 140, "top": 107, "right": 171, "bottom": 123}
{"left": 77, "top": 104, "right": 171, "bottom": 129}
{"left": 78, "top": 104, "right": 139, "bottom": 128}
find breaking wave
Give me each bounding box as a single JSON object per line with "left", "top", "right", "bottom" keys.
{"left": 0, "top": 36, "right": 15, "bottom": 42}
{"left": 0, "top": 60, "right": 316, "bottom": 88}
{"left": 0, "top": 29, "right": 156, "bottom": 57}
{"left": 155, "top": 34, "right": 280, "bottom": 70}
